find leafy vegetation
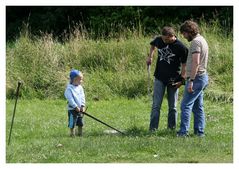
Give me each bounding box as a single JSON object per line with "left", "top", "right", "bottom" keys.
{"left": 6, "top": 20, "right": 232, "bottom": 103}
{"left": 7, "top": 6, "right": 232, "bottom": 40}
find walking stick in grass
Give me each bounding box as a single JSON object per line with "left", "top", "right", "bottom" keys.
{"left": 147, "top": 64, "right": 151, "bottom": 100}
{"left": 8, "top": 81, "right": 22, "bottom": 145}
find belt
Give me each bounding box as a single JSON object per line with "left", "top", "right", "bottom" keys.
{"left": 197, "top": 71, "right": 206, "bottom": 76}
{"left": 187, "top": 71, "right": 206, "bottom": 80}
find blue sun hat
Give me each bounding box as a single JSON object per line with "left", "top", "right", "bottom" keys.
{"left": 70, "top": 69, "right": 81, "bottom": 83}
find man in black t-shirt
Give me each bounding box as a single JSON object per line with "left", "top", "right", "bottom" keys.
{"left": 146, "top": 26, "right": 188, "bottom": 131}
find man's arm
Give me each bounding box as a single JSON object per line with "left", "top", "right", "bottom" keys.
{"left": 181, "top": 63, "right": 186, "bottom": 79}
{"left": 190, "top": 53, "right": 200, "bottom": 80}
{"left": 146, "top": 45, "right": 156, "bottom": 65}
{"left": 173, "top": 63, "right": 186, "bottom": 88}
{"left": 188, "top": 53, "right": 200, "bottom": 93}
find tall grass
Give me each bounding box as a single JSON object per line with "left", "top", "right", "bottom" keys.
{"left": 6, "top": 21, "right": 233, "bottom": 102}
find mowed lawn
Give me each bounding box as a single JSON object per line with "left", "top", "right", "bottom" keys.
{"left": 6, "top": 98, "right": 233, "bottom": 163}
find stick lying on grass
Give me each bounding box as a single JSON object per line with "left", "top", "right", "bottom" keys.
{"left": 8, "top": 81, "right": 22, "bottom": 145}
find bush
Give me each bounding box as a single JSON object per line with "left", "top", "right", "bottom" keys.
{"left": 6, "top": 21, "right": 233, "bottom": 102}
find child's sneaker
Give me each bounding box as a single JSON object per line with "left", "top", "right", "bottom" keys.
{"left": 70, "top": 133, "right": 76, "bottom": 137}
{"left": 78, "top": 126, "right": 83, "bottom": 137}
{"left": 70, "top": 128, "right": 76, "bottom": 137}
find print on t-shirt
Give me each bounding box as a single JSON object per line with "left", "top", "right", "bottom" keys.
{"left": 158, "top": 45, "right": 176, "bottom": 64}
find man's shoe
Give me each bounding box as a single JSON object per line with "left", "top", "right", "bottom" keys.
{"left": 149, "top": 128, "right": 157, "bottom": 133}
{"left": 176, "top": 132, "right": 189, "bottom": 137}
{"left": 196, "top": 133, "right": 205, "bottom": 138}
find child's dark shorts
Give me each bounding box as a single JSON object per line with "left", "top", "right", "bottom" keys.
{"left": 68, "top": 110, "right": 84, "bottom": 128}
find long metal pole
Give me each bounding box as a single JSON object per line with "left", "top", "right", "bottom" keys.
{"left": 147, "top": 64, "right": 151, "bottom": 99}
{"left": 8, "top": 81, "right": 22, "bottom": 145}
{"left": 83, "top": 112, "right": 125, "bottom": 135}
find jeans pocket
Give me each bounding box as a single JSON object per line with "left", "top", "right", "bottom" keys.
{"left": 193, "top": 75, "right": 208, "bottom": 91}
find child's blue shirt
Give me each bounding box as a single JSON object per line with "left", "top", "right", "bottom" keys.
{"left": 64, "top": 83, "right": 85, "bottom": 110}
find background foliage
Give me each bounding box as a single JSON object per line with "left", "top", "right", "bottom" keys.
{"left": 6, "top": 6, "right": 233, "bottom": 102}
{"left": 7, "top": 6, "right": 233, "bottom": 40}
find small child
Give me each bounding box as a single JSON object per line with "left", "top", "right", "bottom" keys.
{"left": 64, "top": 69, "right": 86, "bottom": 137}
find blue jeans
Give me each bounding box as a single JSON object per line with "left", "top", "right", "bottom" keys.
{"left": 149, "top": 78, "right": 178, "bottom": 130}
{"left": 178, "top": 74, "right": 208, "bottom": 135}
{"left": 68, "top": 110, "right": 84, "bottom": 129}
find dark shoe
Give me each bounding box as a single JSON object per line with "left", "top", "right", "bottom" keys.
{"left": 176, "top": 132, "right": 189, "bottom": 137}
{"left": 196, "top": 133, "right": 205, "bottom": 138}
{"left": 168, "top": 127, "right": 176, "bottom": 130}
{"left": 194, "top": 130, "right": 205, "bottom": 137}
{"left": 149, "top": 128, "right": 157, "bottom": 132}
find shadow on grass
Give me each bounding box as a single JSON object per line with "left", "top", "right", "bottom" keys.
{"left": 100, "top": 126, "right": 177, "bottom": 138}
{"left": 124, "top": 126, "right": 180, "bottom": 139}
{"left": 51, "top": 126, "right": 177, "bottom": 138}
{"left": 86, "top": 126, "right": 149, "bottom": 137}
{"left": 124, "top": 126, "right": 149, "bottom": 137}
{"left": 81, "top": 126, "right": 178, "bottom": 138}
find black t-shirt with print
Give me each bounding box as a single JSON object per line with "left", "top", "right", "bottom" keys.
{"left": 150, "top": 36, "right": 188, "bottom": 85}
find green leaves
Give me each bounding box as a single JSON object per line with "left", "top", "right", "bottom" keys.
{"left": 6, "top": 21, "right": 232, "bottom": 102}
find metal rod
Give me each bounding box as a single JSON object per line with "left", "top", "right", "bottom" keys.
{"left": 147, "top": 64, "right": 151, "bottom": 99}
{"left": 8, "top": 81, "right": 22, "bottom": 145}
{"left": 83, "top": 112, "right": 125, "bottom": 135}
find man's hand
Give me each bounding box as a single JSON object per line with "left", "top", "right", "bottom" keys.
{"left": 146, "top": 57, "right": 152, "bottom": 65}
{"left": 147, "top": 45, "right": 155, "bottom": 65}
{"left": 187, "top": 81, "right": 194, "bottom": 93}
{"left": 173, "top": 81, "right": 182, "bottom": 88}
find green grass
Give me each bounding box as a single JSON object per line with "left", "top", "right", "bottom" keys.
{"left": 6, "top": 20, "right": 233, "bottom": 163}
{"left": 6, "top": 98, "right": 233, "bottom": 163}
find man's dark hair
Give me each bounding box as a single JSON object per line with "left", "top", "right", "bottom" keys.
{"left": 161, "top": 26, "right": 175, "bottom": 37}
{"left": 180, "top": 20, "right": 200, "bottom": 36}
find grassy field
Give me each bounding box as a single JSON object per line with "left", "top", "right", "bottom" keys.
{"left": 6, "top": 97, "right": 233, "bottom": 163}
{"left": 6, "top": 20, "right": 233, "bottom": 163}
